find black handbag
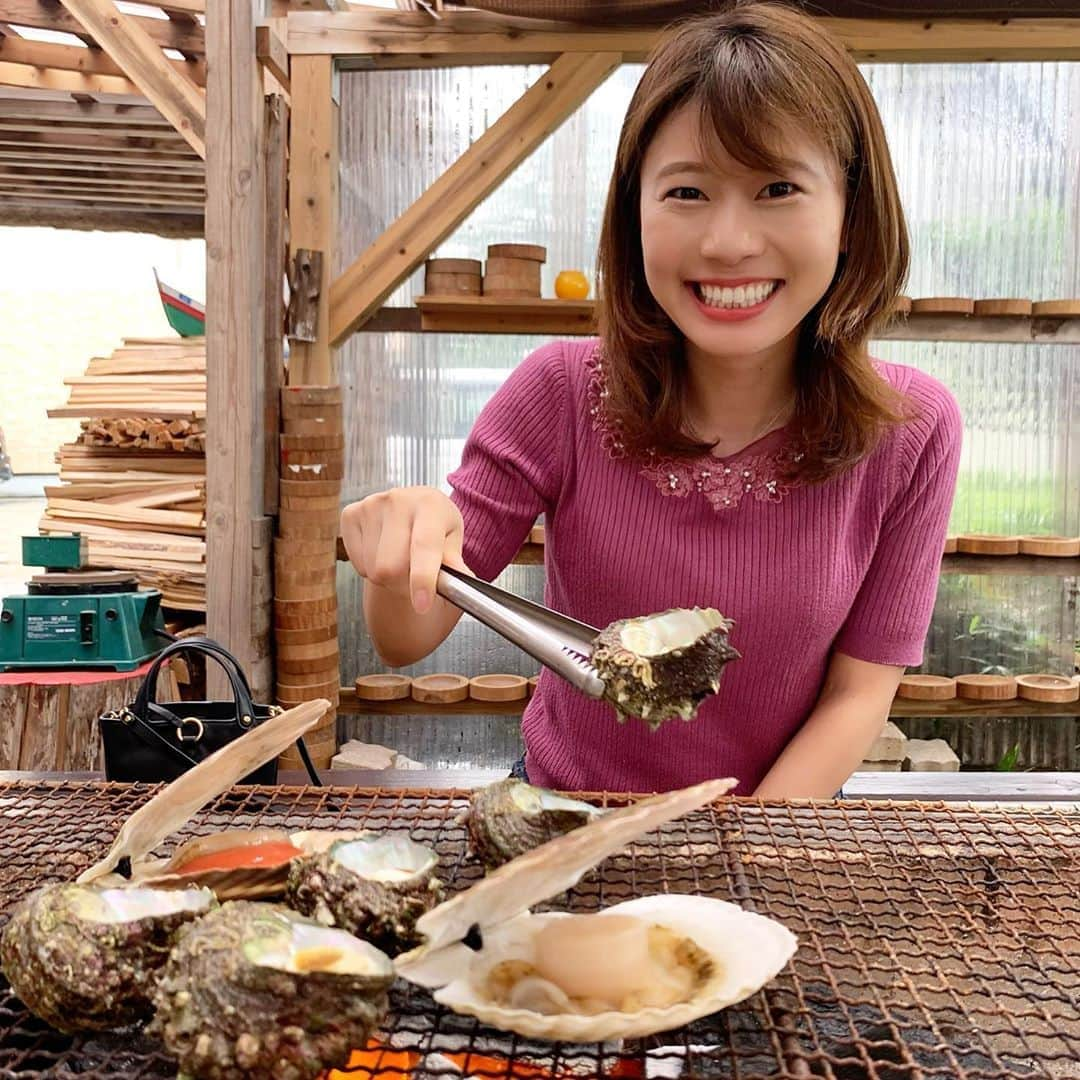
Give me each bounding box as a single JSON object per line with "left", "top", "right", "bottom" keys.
{"left": 99, "top": 636, "right": 322, "bottom": 786}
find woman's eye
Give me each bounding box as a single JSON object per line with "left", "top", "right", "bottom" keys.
{"left": 665, "top": 186, "right": 705, "bottom": 201}
{"left": 761, "top": 181, "right": 798, "bottom": 199}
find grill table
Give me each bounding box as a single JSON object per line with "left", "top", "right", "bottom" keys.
{"left": 0, "top": 780, "right": 1076, "bottom": 1079}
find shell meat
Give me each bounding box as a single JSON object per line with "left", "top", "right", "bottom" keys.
{"left": 124, "top": 828, "right": 371, "bottom": 901}
{"left": 286, "top": 832, "right": 443, "bottom": 955}
{"left": 591, "top": 607, "right": 740, "bottom": 729}
{"left": 464, "top": 779, "right": 601, "bottom": 869}
{"left": 0, "top": 882, "right": 214, "bottom": 1033}
{"left": 396, "top": 777, "right": 796, "bottom": 1042}
{"left": 153, "top": 900, "right": 393, "bottom": 1080}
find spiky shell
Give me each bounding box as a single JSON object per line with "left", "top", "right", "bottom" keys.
{"left": 0, "top": 883, "right": 214, "bottom": 1033}
{"left": 591, "top": 607, "right": 740, "bottom": 729}
{"left": 152, "top": 901, "right": 393, "bottom": 1080}
{"left": 285, "top": 833, "right": 442, "bottom": 955}
{"left": 464, "top": 780, "right": 600, "bottom": 870}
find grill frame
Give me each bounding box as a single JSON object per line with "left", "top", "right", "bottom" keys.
{"left": 0, "top": 780, "right": 1076, "bottom": 1079}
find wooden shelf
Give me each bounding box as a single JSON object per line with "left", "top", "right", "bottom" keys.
{"left": 335, "top": 537, "right": 1078, "bottom": 576}
{"left": 361, "top": 301, "right": 1080, "bottom": 344}
{"left": 414, "top": 295, "right": 595, "bottom": 335}
{"left": 340, "top": 688, "right": 1080, "bottom": 718}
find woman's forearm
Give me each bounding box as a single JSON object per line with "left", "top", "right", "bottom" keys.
{"left": 753, "top": 652, "right": 904, "bottom": 800}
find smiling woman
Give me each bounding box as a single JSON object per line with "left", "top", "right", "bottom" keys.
{"left": 340, "top": 2, "right": 962, "bottom": 800}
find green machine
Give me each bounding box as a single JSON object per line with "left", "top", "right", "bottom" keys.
{"left": 0, "top": 534, "right": 166, "bottom": 672}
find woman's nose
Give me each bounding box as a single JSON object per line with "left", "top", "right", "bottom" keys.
{"left": 699, "top": 204, "right": 766, "bottom": 264}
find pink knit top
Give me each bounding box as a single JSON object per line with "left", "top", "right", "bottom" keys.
{"left": 448, "top": 338, "right": 962, "bottom": 794}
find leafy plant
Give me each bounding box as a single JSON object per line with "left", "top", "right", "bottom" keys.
{"left": 996, "top": 743, "right": 1022, "bottom": 772}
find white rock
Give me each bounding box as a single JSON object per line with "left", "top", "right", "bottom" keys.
{"left": 857, "top": 760, "right": 903, "bottom": 773}
{"left": 330, "top": 740, "right": 427, "bottom": 771}
{"left": 866, "top": 720, "right": 907, "bottom": 762}
{"left": 904, "top": 738, "right": 960, "bottom": 772}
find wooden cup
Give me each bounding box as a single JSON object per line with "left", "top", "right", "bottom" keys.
{"left": 1015, "top": 674, "right": 1080, "bottom": 703}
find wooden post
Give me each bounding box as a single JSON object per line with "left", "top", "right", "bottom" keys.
{"left": 288, "top": 54, "right": 338, "bottom": 385}
{"left": 205, "top": 0, "right": 270, "bottom": 696}
{"left": 264, "top": 93, "right": 287, "bottom": 519}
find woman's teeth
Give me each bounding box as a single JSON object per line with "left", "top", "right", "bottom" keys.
{"left": 696, "top": 281, "right": 779, "bottom": 309}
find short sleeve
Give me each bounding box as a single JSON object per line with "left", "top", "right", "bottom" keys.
{"left": 448, "top": 341, "right": 569, "bottom": 582}
{"left": 834, "top": 377, "right": 962, "bottom": 667}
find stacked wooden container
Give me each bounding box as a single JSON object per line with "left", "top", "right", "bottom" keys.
{"left": 274, "top": 385, "right": 343, "bottom": 771}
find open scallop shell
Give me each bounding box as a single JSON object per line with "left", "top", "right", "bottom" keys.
{"left": 396, "top": 777, "right": 796, "bottom": 1041}
{"left": 126, "top": 828, "right": 371, "bottom": 900}
{"left": 401, "top": 895, "right": 796, "bottom": 1042}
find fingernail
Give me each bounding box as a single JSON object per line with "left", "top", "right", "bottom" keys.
{"left": 413, "top": 589, "right": 431, "bottom": 613}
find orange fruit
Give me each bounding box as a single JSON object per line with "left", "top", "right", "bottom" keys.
{"left": 554, "top": 270, "right": 590, "bottom": 300}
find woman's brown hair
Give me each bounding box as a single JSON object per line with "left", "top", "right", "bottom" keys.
{"left": 596, "top": 1, "right": 910, "bottom": 482}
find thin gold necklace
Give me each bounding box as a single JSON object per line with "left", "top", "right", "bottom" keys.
{"left": 708, "top": 394, "right": 795, "bottom": 455}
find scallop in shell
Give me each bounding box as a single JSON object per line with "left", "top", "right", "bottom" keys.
{"left": 0, "top": 882, "right": 214, "bottom": 1033}
{"left": 464, "top": 779, "right": 601, "bottom": 869}
{"left": 286, "top": 832, "right": 443, "bottom": 954}
{"left": 591, "top": 607, "right": 740, "bottom": 729}
{"left": 396, "top": 777, "right": 796, "bottom": 1041}
{"left": 402, "top": 896, "right": 795, "bottom": 1042}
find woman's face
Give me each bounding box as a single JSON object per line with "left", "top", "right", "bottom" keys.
{"left": 638, "top": 103, "right": 847, "bottom": 366}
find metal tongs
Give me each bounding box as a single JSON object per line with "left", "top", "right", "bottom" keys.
{"left": 436, "top": 565, "right": 606, "bottom": 699}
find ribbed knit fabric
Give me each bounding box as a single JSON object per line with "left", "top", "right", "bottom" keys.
{"left": 448, "top": 338, "right": 962, "bottom": 794}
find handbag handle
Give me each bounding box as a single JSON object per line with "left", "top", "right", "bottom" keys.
{"left": 133, "top": 636, "right": 256, "bottom": 724}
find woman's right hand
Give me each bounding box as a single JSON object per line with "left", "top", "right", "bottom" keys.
{"left": 340, "top": 487, "right": 467, "bottom": 615}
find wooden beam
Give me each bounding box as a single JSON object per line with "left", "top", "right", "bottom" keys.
{"left": 263, "top": 92, "right": 287, "bottom": 516}
{"left": 0, "top": 150, "right": 203, "bottom": 172}
{"left": 0, "top": 196, "right": 202, "bottom": 234}
{"left": 287, "top": 54, "right": 336, "bottom": 381}
{"left": 205, "top": 0, "right": 269, "bottom": 692}
{"left": 59, "top": 0, "right": 206, "bottom": 156}
{"left": 0, "top": 97, "right": 174, "bottom": 124}
{"left": 156, "top": 0, "right": 204, "bottom": 15}
{"left": 287, "top": 9, "right": 1080, "bottom": 63}
{"left": 255, "top": 24, "right": 289, "bottom": 93}
{"left": 328, "top": 50, "right": 619, "bottom": 345}
{"left": 0, "top": 146, "right": 203, "bottom": 169}
{"left": 0, "top": 166, "right": 203, "bottom": 191}
{"left": 0, "top": 31, "right": 206, "bottom": 85}
{"left": 0, "top": 183, "right": 202, "bottom": 205}
{"left": 0, "top": 58, "right": 137, "bottom": 95}
{"left": 0, "top": 131, "right": 198, "bottom": 156}
{"left": 4, "top": 0, "right": 205, "bottom": 54}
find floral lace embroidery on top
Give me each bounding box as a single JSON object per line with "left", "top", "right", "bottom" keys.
{"left": 585, "top": 348, "right": 805, "bottom": 511}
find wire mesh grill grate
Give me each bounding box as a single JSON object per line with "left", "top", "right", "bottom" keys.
{"left": 0, "top": 781, "right": 1076, "bottom": 1079}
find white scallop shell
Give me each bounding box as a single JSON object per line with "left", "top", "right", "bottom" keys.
{"left": 396, "top": 893, "right": 796, "bottom": 1042}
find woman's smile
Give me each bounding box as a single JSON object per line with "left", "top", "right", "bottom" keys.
{"left": 688, "top": 279, "right": 784, "bottom": 321}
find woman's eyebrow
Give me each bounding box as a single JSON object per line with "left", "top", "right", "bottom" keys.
{"left": 653, "top": 160, "right": 709, "bottom": 180}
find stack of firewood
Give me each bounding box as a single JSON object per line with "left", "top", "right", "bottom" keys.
{"left": 40, "top": 337, "right": 207, "bottom": 611}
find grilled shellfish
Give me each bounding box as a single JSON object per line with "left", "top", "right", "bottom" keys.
{"left": 591, "top": 607, "right": 740, "bottom": 729}
{"left": 463, "top": 779, "right": 601, "bottom": 869}
{"left": 152, "top": 900, "right": 393, "bottom": 1080}
{"left": 0, "top": 882, "right": 214, "bottom": 1033}
{"left": 286, "top": 832, "right": 443, "bottom": 954}
{"left": 397, "top": 777, "right": 797, "bottom": 1042}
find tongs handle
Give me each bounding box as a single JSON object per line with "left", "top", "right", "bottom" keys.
{"left": 436, "top": 566, "right": 606, "bottom": 699}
